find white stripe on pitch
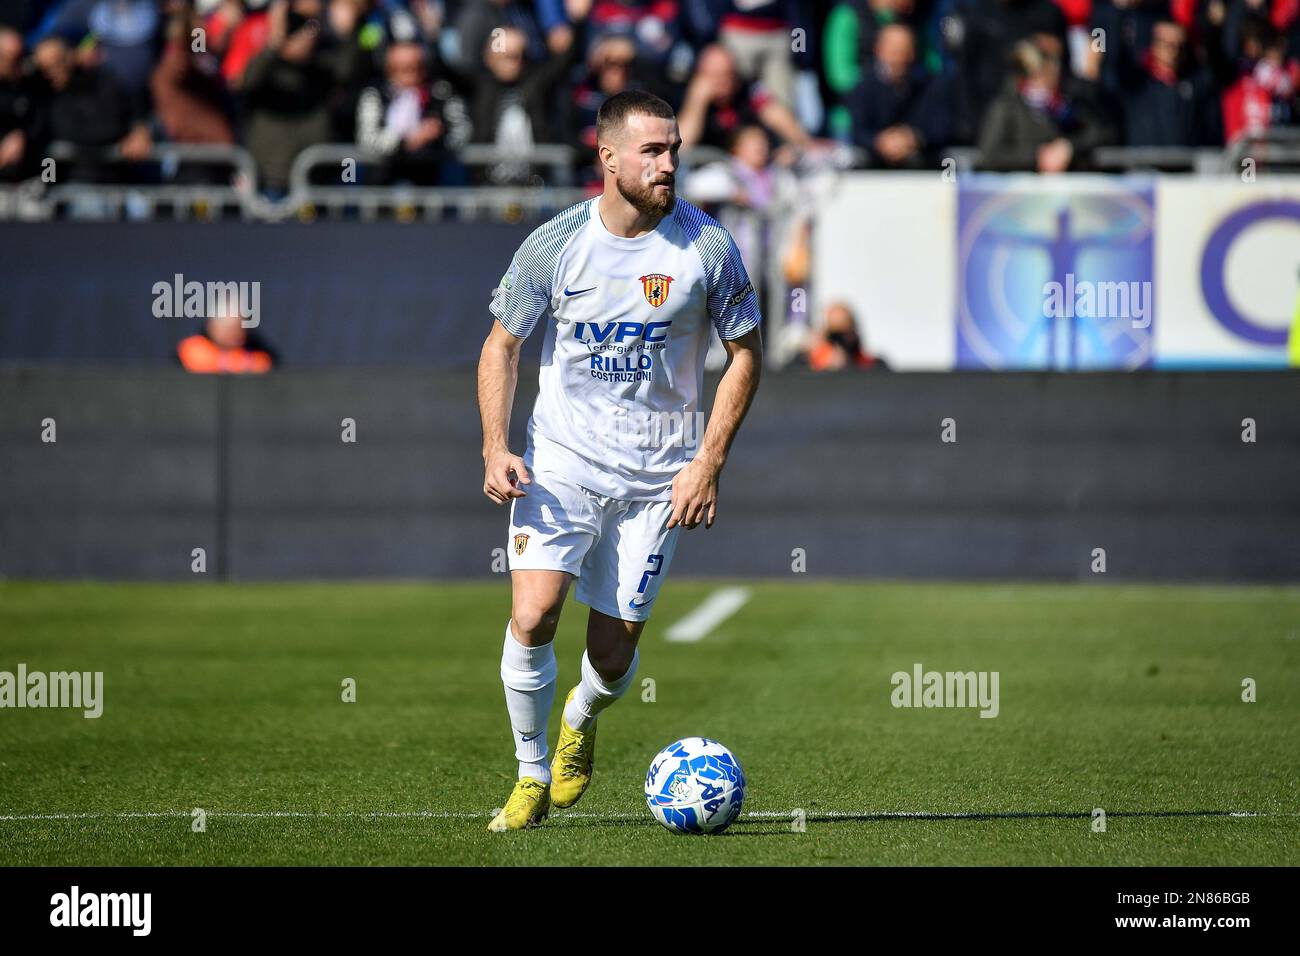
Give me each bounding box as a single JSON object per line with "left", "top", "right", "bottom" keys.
{"left": 664, "top": 587, "right": 751, "bottom": 643}
{"left": 0, "top": 809, "right": 1287, "bottom": 822}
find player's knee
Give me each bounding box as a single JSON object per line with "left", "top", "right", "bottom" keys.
{"left": 511, "top": 601, "right": 563, "bottom": 644}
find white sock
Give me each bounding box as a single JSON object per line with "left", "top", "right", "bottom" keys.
{"left": 499, "top": 621, "right": 556, "bottom": 783}
{"left": 563, "top": 648, "right": 639, "bottom": 731}
{"left": 519, "top": 759, "right": 549, "bottom": 782}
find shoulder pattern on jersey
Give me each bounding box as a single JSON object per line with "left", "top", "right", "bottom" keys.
{"left": 671, "top": 199, "right": 761, "bottom": 340}
{"left": 490, "top": 199, "right": 593, "bottom": 338}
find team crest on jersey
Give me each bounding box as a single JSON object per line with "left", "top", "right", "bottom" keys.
{"left": 639, "top": 274, "right": 674, "bottom": 308}
{"left": 513, "top": 533, "right": 529, "bottom": 556}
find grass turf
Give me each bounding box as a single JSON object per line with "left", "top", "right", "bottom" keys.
{"left": 0, "top": 580, "right": 1296, "bottom": 866}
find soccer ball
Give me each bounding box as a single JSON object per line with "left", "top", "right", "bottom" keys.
{"left": 644, "top": 737, "right": 746, "bottom": 835}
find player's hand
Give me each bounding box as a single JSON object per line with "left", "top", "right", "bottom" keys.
{"left": 668, "top": 457, "right": 720, "bottom": 530}
{"left": 483, "top": 449, "right": 530, "bottom": 504}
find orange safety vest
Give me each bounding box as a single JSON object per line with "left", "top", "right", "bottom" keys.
{"left": 177, "top": 335, "right": 273, "bottom": 374}
{"left": 807, "top": 340, "right": 882, "bottom": 372}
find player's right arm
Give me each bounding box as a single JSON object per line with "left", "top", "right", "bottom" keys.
{"left": 478, "top": 225, "right": 558, "bottom": 504}
{"left": 478, "top": 204, "right": 588, "bottom": 502}
{"left": 477, "top": 320, "right": 531, "bottom": 504}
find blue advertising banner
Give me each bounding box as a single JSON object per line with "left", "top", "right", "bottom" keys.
{"left": 955, "top": 175, "right": 1156, "bottom": 370}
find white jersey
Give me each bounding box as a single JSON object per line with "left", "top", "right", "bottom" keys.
{"left": 489, "top": 197, "right": 761, "bottom": 501}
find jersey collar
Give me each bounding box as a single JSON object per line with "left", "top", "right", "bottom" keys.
{"left": 590, "top": 197, "right": 674, "bottom": 250}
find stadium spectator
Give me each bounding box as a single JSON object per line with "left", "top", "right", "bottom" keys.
{"left": 382, "top": 0, "right": 447, "bottom": 52}
{"left": 451, "top": 0, "right": 546, "bottom": 77}
{"left": 1221, "top": 0, "right": 1297, "bottom": 67}
{"left": 532, "top": 0, "right": 575, "bottom": 55}
{"left": 240, "top": 0, "right": 365, "bottom": 194}
{"left": 717, "top": 0, "right": 795, "bottom": 107}
{"left": 152, "top": 3, "right": 238, "bottom": 145}
{"left": 34, "top": 0, "right": 162, "bottom": 111}
{"left": 1221, "top": 13, "right": 1300, "bottom": 144}
{"left": 2, "top": 0, "right": 1299, "bottom": 202}
{"left": 687, "top": 123, "right": 786, "bottom": 204}
{"left": 823, "top": 0, "right": 920, "bottom": 137}
{"left": 356, "top": 40, "right": 468, "bottom": 184}
{"left": 577, "top": 0, "right": 669, "bottom": 52}
{"left": 847, "top": 22, "right": 953, "bottom": 166}
{"left": 571, "top": 0, "right": 691, "bottom": 90}
{"left": 1080, "top": 0, "right": 1114, "bottom": 86}
{"left": 951, "top": 0, "right": 1069, "bottom": 142}
{"left": 804, "top": 301, "right": 890, "bottom": 371}
{"left": 1117, "top": 18, "right": 1222, "bottom": 147}
{"left": 1054, "top": 0, "right": 1092, "bottom": 76}
{"left": 0, "top": 26, "right": 40, "bottom": 181}
{"left": 206, "top": 0, "right": 274, "bottom": 88}
{"left": 976, "top": 32, "right": 1114, "bottom": 170}
{"left": 681, "top": 122, "right": 797, "bottom": 266}
{"left": 569, "top": 33, "right": 642, "bottom": 187}
{"left": 467, "top": 23, "right": 578, "bottom": 181}
{"left": 31, "top": 35, "right": 152, "bottom": 178}
{"left": 177, "top": 311, "right": 277, "bottom": 373}
{"left": 678, "top": 43, "right": 812, "bottom": 150}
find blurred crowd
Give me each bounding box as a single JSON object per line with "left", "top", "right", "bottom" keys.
{"left": 2, "top": 0, "right": 1299, "bottom": 190}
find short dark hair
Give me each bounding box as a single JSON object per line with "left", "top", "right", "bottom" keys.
{"left": 596, "top": 90, "right": 675, "bottom": 144}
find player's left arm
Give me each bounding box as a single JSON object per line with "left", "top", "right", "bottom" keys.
{"left": 667, "top": 327, "right": 762, "bottom": 530}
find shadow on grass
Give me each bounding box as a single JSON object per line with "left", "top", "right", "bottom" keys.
{"left": 549, "top": 808, "right": 1260, "bottom": 836}
{"left": 794, "top": 809, "right": 1255, "bottom": 823}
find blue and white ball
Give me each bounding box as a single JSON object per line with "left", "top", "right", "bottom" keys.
{"left": 644, "top": 737, "right": 746, "bottom": 835}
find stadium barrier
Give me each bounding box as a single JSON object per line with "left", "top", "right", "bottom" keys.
{"left": 4, "top": 137, "right": 1293, "bottom": 223}
{"left": 0, "top": 141, "right": 591, "bottom": 222}
{"left": 2, "top": 367, "right": 1296, "bottom": 582}
{"left": 281, "top": 143, "right": 587, "bottom": 221}
{"left": 0, "top": 218, "right": 536, "bottom": 366}
{"left": 40, "top": 141, "right": 259, "bottom": 221}
{"left": 1222, "top": 127, "right": 1300, "bottom": 175}
{"left": 5, "top": 168, "right": 1300, "bottom": 372}
{"left": 937, "top": 146, "right": 1225, "bottom": 175}
{"left": 889, "top": 131, "right": 1300, "bottom": 175}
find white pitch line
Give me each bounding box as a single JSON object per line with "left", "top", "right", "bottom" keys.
{"left": 665, "top": 586, "right": 751, "bottom": 643}
{"left": 0, "top": 809, "right": 1290, "bottom": 822}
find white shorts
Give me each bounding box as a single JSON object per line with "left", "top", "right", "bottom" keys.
{"left": 507, "top": 469, "right": 680, "bottom": 622}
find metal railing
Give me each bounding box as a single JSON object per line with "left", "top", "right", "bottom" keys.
{"left": 278, "top": 142, "right": 585, "bottom": 220}
{"left": 1222, "top": 127, "right": 1300, "bottom": 174}
{"left": 1094, "top": 146, "right": 1222, "bottom": 174}
{"left": 949, "top": 141, "right": 1295, "bottom": 175}
{"left": 4, "top": 138, "right": 1289, "bottom": 222}
{"left": 1, "top": 141, "right": 591, "bottom": 221}
{"left": 38, "top": 141, "right": 258, "bottom": 220}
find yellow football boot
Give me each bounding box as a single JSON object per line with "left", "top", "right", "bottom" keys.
{"left": 487, "top": 777, "right": 550, "bottom": 832}
{"left": 550, "top": 689, "right": 597, "bottom": 808}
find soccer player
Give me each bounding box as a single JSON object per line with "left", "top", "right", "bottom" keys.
{"left": 477, "top": 90, "right": 763, "bottom": 831}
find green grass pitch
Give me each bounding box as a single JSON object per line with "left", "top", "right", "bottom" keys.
{"left": 1, "top": 579, "right": 1297, "bottom": 866}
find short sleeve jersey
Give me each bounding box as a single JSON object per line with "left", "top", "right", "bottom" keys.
{"left": 489, "top": 197, "right": 761, "bottom": 500}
